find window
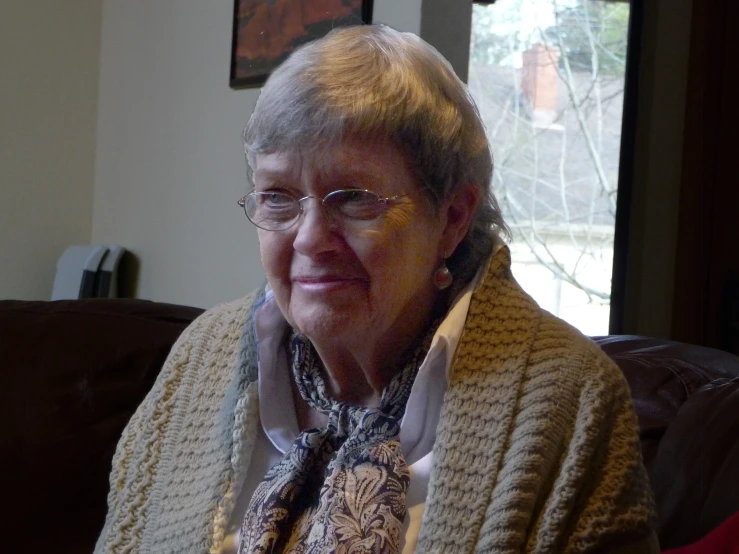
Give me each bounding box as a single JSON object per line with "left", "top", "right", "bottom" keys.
{"left": 468, "top": 0, "right": 631, "bottom": 335}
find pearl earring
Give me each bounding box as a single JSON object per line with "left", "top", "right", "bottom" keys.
{"left": 433, "top": 262, "right": 453, "bottom": 290}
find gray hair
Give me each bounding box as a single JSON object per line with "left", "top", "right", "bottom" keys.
{"left": 244, "top": 24, "right": 509, "bottom": 289}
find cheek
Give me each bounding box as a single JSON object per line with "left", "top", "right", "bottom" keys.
{"left": 258, "top": 233, "right": 291, "bottom": 285}
{"left": 259, "top": 234, "right": 296, "bottom": 321}
{"left": 361, "top": 227, "right": 439, "bottom": 295}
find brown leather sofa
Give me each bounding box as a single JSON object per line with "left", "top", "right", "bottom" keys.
{"left": 1, "top": 299, "right": 738, "bottom": 553}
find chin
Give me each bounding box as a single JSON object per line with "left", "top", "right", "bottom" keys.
{"left": 290, "top": 305, "right": 362, "bottom": 343}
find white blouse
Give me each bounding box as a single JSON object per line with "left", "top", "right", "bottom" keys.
{"left": 222, "top": 278, "right": 476, "bottom": 554}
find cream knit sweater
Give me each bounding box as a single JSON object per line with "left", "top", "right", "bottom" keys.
{"left": 95, "top": 248, "right": 658, "bottom": 554}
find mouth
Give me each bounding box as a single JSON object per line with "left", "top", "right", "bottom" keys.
{"left": 292, "top": 275, "right": 366, "bottom": 292}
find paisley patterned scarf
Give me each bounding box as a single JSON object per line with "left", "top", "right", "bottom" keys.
{"left": 239, "top": 325, "right": 436, "bottom": 554}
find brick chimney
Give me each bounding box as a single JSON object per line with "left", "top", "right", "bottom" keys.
{"left": 521, "top": 44, "right": 561, "bottom": 127}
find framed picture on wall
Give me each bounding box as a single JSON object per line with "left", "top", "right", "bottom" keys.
{"left": 229, "top": 0, "right": 373, "bottom": 89}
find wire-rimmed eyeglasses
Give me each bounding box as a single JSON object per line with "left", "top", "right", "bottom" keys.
{"left": 237, "top": 189, "right": 409, "bottom": 231}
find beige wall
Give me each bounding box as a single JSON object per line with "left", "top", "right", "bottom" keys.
{"left": 0, "top": 0, "right": 101, "bottom": 300}
{"left": 91, "top": 0, "right": 261, "bottom": 309}
{"left": 91, "top": 0, "right": 426, "bottom": 309}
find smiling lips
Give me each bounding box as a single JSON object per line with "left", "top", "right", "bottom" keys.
{"left": 292, "top": 275, "right": 366, "bottom": 292}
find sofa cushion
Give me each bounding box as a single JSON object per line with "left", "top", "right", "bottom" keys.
{"left": 596, "top": 336, "right": 739, "bottom": 549}
{"left": 0, "top": 299, "right": 204, "bottom": 554}
{"left": 649, "top": 375, "right": 739, "bottom": 549}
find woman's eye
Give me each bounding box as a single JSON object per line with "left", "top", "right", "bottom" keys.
{"left": 262, "top": 193, "right": 294, "bottom": 207}
{"left": 340, "top": 190, "right": 374, "bottom": 204}
{"left": 334, "top": 190, "right": 383, "bottom": 219}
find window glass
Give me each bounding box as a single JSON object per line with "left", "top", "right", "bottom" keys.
{"left": 469, "top": 0, "right": 630, "bottom": 335}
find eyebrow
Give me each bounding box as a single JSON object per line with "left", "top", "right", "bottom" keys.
{"left": 254, "top": 166, "right": 392, "bottom": 188}
{"left": 252, "top": 169, "right": 298, "bottom": 189}
{"left": 253, "top": 169, "right": 288, "bottom": 181}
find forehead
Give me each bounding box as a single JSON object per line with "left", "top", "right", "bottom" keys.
{"left": 253, "top": 140, "right": 414, "bottom": 185}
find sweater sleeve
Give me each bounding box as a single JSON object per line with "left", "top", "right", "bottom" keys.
{"left": 93, "top": 310, "right": 212, "bottom": 554}
{"left": 93, "top": 293, "right": 257, "bottom": 554}
{"left": 535, "top": 339, "right": 659, "bottom": 554}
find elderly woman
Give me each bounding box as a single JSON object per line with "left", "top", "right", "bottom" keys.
{"left": 95, "top": 25, "right": 657, "bottom": 554}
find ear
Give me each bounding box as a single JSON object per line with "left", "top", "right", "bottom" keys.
{"left": 438, "top": 182, "right": 481, "bottom": 259}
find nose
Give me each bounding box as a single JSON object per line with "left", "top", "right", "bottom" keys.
{"left": 292, "top": 198, "right": 343, "bottom": 256}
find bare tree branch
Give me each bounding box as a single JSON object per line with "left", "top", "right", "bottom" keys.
{"left": 551, "top": 0, "right": 617, "bottom": 215}
{"left": 498, "top": 172, "right": 611, "bottom": 301}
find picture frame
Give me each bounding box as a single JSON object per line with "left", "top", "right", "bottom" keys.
{"left": 229, "top": 0, "right": 373, "bottom": 89}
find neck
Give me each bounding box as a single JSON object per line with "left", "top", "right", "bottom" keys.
{"left": 307, "top": 300, "right": 440, "bottom": 407}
